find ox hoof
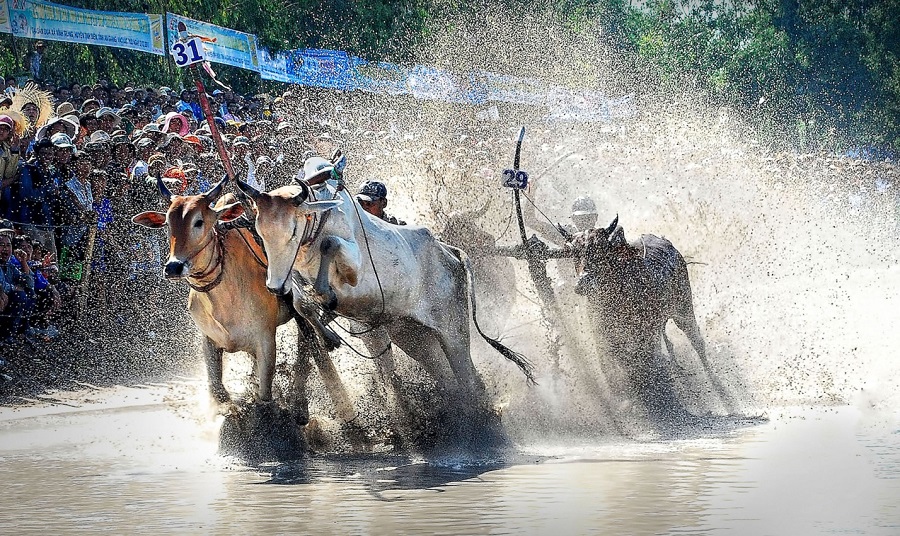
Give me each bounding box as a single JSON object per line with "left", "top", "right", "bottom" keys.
{"left": 322, "top": 327, "right": 341, "bottom": 351}
{"left": 322, "top": 294, "right": 338, "bottom": 311}
{"left": 211, "top": 389, "right": 232, "bottom": 406}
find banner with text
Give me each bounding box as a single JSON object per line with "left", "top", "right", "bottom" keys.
{"left": 166, "top": 13, "right": 258, "bottom": 72}
{"left": 7, "top": 0, "right": 164, "bottom": 54}
{"left": 259, "top": 47, "right": 358, "bottom": 90}
{"left": 0, "top": 1, "right": 12, "bottom": 34}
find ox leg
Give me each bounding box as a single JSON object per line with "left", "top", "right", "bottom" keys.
{"left": 292, "top": 321, "right": 316, "bottom": 426}
{"left": 389, "top": 323, "right": 455, "bottom": 393}
{"left": 312, "top": 237, "right": 341, "bottom": 310}
{"left": 202, "top": 336, "right": 230, "bottom": 404}
{"left": 358, "top": 324, "right": 415, "bottom": 441}
{"left": 673, "top": 313, "right": 737, "bottom": 412}
{"left": 311, "top": 343, "right": 357, "bottom": 423}
{"left": 437, "top": 328, "right": 488, "bottom": 406}
{"left": 254, "top": 336, "right": 277, "bottom": 402}
{"left": 290, "top": 278, "right": 341, "bottom": 351}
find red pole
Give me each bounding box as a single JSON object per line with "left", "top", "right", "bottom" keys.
{"left": 192, "top": 69, "right": 235, "bottom": 181}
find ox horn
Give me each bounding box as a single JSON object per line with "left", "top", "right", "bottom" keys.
{"left": 291, "top": 180, "right": 311, "bottom": 206}
{"left": 605, "top": 214, "right": 619, "bottom": 236}
{"left": 464, "top": 199, "right": 492, "bottom": 219}
{"left": 202, "top": 175, "right": 228, "bottom": 201}
{"left": 236, "top": 177, "right": 262, "bottom": 200}
{"left": 156, "top": 175, "right": 173, "bottom": 203}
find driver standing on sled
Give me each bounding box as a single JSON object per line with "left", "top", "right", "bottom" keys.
{"left": 524, "top": 187, "right": 625, "bottom": 248}
{"left": 356, "top": 181, "right": 406, "bottom": 226}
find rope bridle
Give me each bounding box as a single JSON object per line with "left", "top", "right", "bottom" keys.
{"left": 185, "top": 226, "right": 227, "bottom": 293}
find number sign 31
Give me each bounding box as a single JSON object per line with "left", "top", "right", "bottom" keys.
{"left": 502, "top": 169, "right": 529, "bottom": 190}
{"left": 171, "top": 37, "right": 205, "bottom": 68}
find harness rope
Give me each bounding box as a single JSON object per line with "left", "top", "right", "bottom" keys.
{"left": 186, "top": 227, "right": 226, "bottom": 293}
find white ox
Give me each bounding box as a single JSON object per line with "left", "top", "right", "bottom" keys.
{"left": 235, "top": 176, "right": 535, "bottom": 407}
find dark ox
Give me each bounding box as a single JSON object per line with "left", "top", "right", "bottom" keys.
{"left": 132, "top": 178, "right": 355, "bottom": 423}
{"left": 570, "top": 216, "right": 728, "bottom": 418}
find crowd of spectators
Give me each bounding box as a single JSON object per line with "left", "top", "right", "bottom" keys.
{"left": 0, "top": 74, "right": 325, "bottom": 349}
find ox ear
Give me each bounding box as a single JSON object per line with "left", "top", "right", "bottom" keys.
{"left": 214, "top": 202, "right": 245, "bottom": 223}
{"left": 605, "top": 214, "right": 619, "bottom": 236}
{"left": 132, "top": 211, "right": 167, "bottom": 229}
{"left": 303, "top": 199, "right": 343, "bottom": 213}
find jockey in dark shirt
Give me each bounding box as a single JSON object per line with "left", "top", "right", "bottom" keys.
{"left": 356, "top": 181, "right": 406, "bottom": 225}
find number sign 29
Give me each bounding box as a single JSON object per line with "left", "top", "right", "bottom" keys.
{"left": 171, "top": 37, "right": 205, "bottom": 68}
{"left": 502, "top": 169, "right": 529, "bottom": 190}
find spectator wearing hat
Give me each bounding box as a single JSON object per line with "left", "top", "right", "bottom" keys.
{"left": 145, "top": 153, "right": 168, "bottom": 184}
{"left": 275, "top": 121, "right": 296, "bottom": 137}
{"left": 35, "top": 115, "right": 79, "bottom": 142}
{"left": 80, "top": 99, "right": 101, "bottom": 116}
{"left": 177, "top": 89, "right": 203, "bottom": 122}
{"left": 180, "top": 134, "right": 202, "bottom": 162}
{"left": 161, "top": 165, "right": 188, "bottom": 195}
{"left": 356, "top": 181, "right": 406, "bottom": 225}
{"left": 162, "top": 111, "right": 189, "bottom": 136}
{"left": 230, "top": 136, "right": 257, "bottom": 187}
{"left": 0, "top": 113, "right": 23, "bottom": 192}
{"left": 56, "top": 102, "right": 78, "bottom": 118}
{"left": 112, "top": 135, "right": 136, "bottom": 172}
{"left": 140, "top": 122, "right": 166, "bottom": 146}
{"left": 96, "top": 107, "right": 121, "bottom": 134}
{"left": 118, "top": 104, "right": 139, "bottom": 132}
{"left": 131, "top": 138, "right": 156, "bottom": 181}
{"left": 159, "top": 133, "right": 185, "bottom": 162}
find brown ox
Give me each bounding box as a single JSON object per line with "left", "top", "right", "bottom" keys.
{"left": 132, "top": 178, "right": 355, "bottom": 422}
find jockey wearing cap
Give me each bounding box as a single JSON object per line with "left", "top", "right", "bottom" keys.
{"left": 523, "top": 184, "right": 625, "bottom": 247}
{"left": 356, "top": 181, "right": 406, "bottom": 226}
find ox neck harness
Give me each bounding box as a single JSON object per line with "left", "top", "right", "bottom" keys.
{"left": 186, "top": 226, "right": 227, "bottom": 293}
{"left": 297, "top": 180, "right": 332, "bottom": 247}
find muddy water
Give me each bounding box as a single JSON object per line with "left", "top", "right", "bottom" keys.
{"left": 0, "top": 385, "right": 896, "bottom": 535}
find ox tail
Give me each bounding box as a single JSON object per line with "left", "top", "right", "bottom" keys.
{"left": 449, "top": 245, "right": 537, "bottom": 385}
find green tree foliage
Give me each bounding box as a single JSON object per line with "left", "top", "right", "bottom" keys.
{"left": 612, "top": 0, "right": 900, "bottom": 151}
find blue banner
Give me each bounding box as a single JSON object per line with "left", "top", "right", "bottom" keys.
{"left": 0, "top": 1, "right": 11, "bottom": 34}
{"left": 7, "top": 0, "right": 164, "bottom": 55}
{"left": 258, "top": 47, "right": 357, "bottom": 90}
{"left": 166, "top": 13, "right": 258, "bottom": 72}
{"left": 478, "top": 71, "right": 550, "bottom": 106}
{"left": 352, "top": 57, "right": 409, "bottom": 96}
{"left": 257, "top": 47, "right": 291, "bottom": 84}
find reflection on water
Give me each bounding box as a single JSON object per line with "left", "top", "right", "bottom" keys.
{"left": 0, "top": 390, "right": 897, "bottom": 535}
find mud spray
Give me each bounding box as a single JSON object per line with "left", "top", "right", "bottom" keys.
{"left": 192, "top": 6, "right": 899, "bottom": 456}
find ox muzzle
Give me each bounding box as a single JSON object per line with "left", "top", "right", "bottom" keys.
{"left": 266, "top": 282, "right": 289, "bottom": 296}
{"left": 164, "top": 259, "right": 188, "bottom": 279}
